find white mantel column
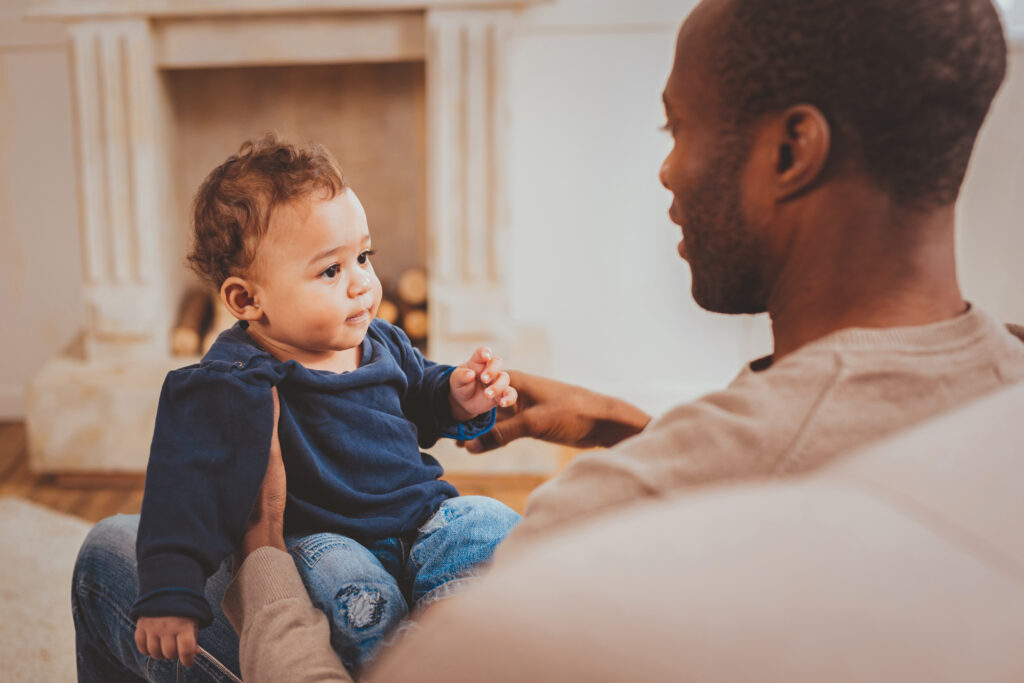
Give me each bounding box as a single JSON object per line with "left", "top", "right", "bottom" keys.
{"left": 68, "top": 18, "right": 175, "bottom": 361}
{"left": 425, "top": 9, "right": 562, "bottom": 474}
{"left": 426, "top": 9, "right": 513, "bottom": 361}
{"left": 27, "top": 18, "right": 179, "bottom": 473}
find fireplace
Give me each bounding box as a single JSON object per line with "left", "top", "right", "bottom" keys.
{"left": 26, "top": 0, "right": 555, "bottom": 474}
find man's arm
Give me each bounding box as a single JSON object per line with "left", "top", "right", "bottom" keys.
{"left": 460, "top": 370, "right": 652, "bottom": 453}
{"left": 222, "top": 389, "right": 353, "bottom": 683}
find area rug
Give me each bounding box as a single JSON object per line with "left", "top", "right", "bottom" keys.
{"left": 0, "top": 497, "right": 91, "bottom": 681}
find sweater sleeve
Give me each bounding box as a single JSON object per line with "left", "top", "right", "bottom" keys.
{"left": 379, "top": 321, "right": 495, "bottom": 448}
{"left": 222, "top": 547, "right": 353, "bottom": 683}
{"left": 130, "top": 364, "right": 276, "bottom": 627}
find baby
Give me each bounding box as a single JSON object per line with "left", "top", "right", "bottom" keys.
{"left": 130, "top": 135, "right": 520, "bottom": 675}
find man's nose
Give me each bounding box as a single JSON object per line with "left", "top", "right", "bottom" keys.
{"left": 659, "top": 156, "right": 671, "bottom": 190}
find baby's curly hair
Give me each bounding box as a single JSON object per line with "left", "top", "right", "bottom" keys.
{"left": 187, "top": 134, "right": 347, "bottom": 290}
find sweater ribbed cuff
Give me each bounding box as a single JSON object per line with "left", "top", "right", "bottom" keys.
{"left": 222, "top": 547, "right": 307, "bottom": 636}
{"left": 131, "top": 552, "right": 213, "bottom": 626}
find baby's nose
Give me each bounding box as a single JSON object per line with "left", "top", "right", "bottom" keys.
{"left": 349, "top": 271, "right": 371, "bottom": 296}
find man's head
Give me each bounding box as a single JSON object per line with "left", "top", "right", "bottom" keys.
{"left": 660, "top": 0, "right": 1007, "bottom": 314}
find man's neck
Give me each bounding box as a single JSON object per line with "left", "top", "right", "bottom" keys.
{"left": 765, "top": 195, "right": 965, "bottom": 362}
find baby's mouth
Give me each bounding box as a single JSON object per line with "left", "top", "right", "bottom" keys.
{"left": 346, "top": 309, "right": 370, "bottom": 324}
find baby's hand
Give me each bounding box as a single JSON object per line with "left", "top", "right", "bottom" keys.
{"left": 135, "top": 615, "right": 199, "bottom": 668}
{"left": 449, "top": 347, "right": 517, "bottom": 422}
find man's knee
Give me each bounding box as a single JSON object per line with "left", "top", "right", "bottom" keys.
{"left": 75, "top": 515, "right": 140, "bottom": 581}
{"left": 73, "top": 514, "right": 140, "bottom": 620}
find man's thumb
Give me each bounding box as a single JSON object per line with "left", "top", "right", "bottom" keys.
{"left": 467, "top": 414, "right": 528, "bottom": 453}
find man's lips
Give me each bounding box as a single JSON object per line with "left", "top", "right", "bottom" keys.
{"left": 668, "top": 205, "right": 688, "bottom": 260}
{"left": 668, "top": 204, "right": 682, "bottom": 226}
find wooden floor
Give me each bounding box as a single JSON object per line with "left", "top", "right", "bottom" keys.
{"left": 0, "top": 422, "right": 549, "bottom": 523}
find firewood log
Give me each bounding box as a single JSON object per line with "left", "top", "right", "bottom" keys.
{"left": 396, "top": 267, "right": 428, "bottom": 307}
{"left": 171, "top": 287, "right": 213, "bottom": 356}
{"left": 377, "top": 298, "right": 400, "bottom": 325}
{"left": 403, "top": 309, "right": 428, "bottom": 341}
{"left": 202, "top": 295, "right": 237, "bottom": 354}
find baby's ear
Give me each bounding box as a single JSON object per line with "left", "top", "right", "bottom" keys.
{"left": 220, "top": 277, "right": 262, "bottom": 321}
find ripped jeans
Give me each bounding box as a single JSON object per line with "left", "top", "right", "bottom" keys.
{"left": 287, "top": 496, "right": 520, "bottom": 676}
{"left": 71, "top": 496, "right": 518, "bottom": 682}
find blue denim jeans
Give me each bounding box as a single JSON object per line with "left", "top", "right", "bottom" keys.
{"left": 71, "top": 514, "right": 241, "bottom": 682}
{"left": 72, "top": 496, "right": 518, "bottom": 681}
{"left": 287, "top": 495, "right": 520, "bottom": 675}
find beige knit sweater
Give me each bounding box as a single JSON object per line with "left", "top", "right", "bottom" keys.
{"left": 222, "top": 306, "right": 1024, "bottom": 682}
{"left": 496, "top": 306, "right": 1024, "bottom": 557}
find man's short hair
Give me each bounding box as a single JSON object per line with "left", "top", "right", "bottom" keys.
{"left": 710, "top": 0, "right": 1007, "bottom": 209}
{"left": 188, "top": 134, "right": 346, "bottom": 290}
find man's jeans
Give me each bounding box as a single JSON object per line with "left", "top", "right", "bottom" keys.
{"left": 72, "top": 496, "right": 519, "bottom": 682}
{"left": 72, "top": 514, "right": 241, "bottom": 683}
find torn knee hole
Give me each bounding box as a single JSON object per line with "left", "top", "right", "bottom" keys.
{"left": 336, "top": 586, "right": 386, "bottom": 629}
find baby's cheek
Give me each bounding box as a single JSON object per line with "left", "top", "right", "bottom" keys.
{"left": 370, "top": 280, "right": 384, "bottom": 315}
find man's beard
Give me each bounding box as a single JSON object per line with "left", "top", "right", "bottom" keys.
{"left": 681, "top": 131, "right": 768, "bottom": 315}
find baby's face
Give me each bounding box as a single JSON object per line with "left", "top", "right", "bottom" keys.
{"left": 251, "top": 189, "right": 382, "bottom": 357}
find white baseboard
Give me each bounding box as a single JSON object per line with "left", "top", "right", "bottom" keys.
{"left": 0, "top": 383, "right": 25, "bottom": 421}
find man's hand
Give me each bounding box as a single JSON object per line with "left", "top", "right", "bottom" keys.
{"left": 458, "top": 370, "right": 652, "bottom": 453}
{"left": 233, "top": 387, "right": 287, "bottom": 571}
{"left": 449, "top": 347, "right": 518, "bottom": 422}
{"left": 135, "top": 616, "right": 199, "bottom": 668}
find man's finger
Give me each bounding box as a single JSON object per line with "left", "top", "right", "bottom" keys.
{"left": 264, "top": 385, "right": 287, "bottom": 504}
{"left": 466, "top": 412, "right": 530, "bottom": 453}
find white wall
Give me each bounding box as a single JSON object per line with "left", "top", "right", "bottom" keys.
{"left": 503, "top": 0, "right": 770, "bottom": 418}
{"left": 0, "top": 0, "right": 81, "bottom": 419}
{"left": 958, "top": 47, "right": 1024, "bottom": 326}
{"left": 1, "top": 0, "right": 1022, "bottom": 420}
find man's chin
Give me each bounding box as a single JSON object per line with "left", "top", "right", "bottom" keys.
{"left": 690, "top": 279, "right": 767, "bottom": 315}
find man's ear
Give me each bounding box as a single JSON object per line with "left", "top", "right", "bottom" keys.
{"left": 772, "top": 104, "right": 830, "bottom": 201}
{"left": 220, "top": 277, "right": 263, "bottom": 322}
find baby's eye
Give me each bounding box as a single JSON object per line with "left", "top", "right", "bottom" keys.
{"left": 357, "top": 249, "right": 376, "bottom": 265}
{"left": 320, "top": 264, "right": 341, "bottom": 280}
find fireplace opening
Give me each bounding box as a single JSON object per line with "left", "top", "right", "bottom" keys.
{"left": 165, "top": 60, "right": 429, "bottom": 352}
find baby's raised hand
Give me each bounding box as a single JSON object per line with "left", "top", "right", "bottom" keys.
{"left": 449, "top": 347, "right": 517, "bottom": 422}
{"left": 135, "top": 615, "right": 199, "bottom": 668}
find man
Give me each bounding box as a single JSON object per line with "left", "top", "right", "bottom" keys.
{"left": 477, "top": 0, "right": 1024, "bottom": 556}
{"left": 72, "top": 0, "right": 1024, "bottom": 680}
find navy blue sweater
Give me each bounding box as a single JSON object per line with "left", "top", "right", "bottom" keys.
{"left": 130, "top": 319, "right": 494, "bottom": 626}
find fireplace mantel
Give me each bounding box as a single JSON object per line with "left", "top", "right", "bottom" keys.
{"left": 27, "top": 0, "right": 558, "bottom": 475}
{"left": 28, "top": 0, "right": 547, "bottom": 20}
